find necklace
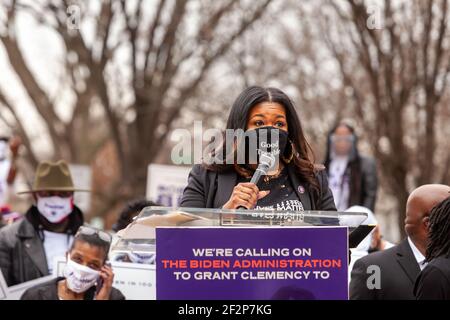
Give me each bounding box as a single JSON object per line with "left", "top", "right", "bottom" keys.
{"left": 263, "top": 167, "right": 284, "bottom": 183}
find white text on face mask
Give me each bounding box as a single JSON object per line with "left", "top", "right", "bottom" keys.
{"left": 63, "top": 257, "right": 100, "bottom": 293}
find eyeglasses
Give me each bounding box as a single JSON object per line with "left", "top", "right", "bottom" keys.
{"left": 76, "top": 226, "right": 112, "bottom": 243}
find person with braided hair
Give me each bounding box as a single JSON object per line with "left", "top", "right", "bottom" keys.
{"left": 350, "top": 184, "right": 449, "bottom": 300}
{"left": 414, "top": 196, "right": 450, "bottom": 300}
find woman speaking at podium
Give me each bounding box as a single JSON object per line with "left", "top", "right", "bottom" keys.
{"left": 180, "top": 86, "right": 336, "bottom": 212}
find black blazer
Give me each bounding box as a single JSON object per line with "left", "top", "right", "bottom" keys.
{"left": 180, "top": 164, "right": 337, "bottom": 211}
{"left": 349, "top": 239, "right": 421, "bottom": 300}
{"left": 21, "top": 277, "right": 126, "bottom": 300}
{"left": 414, "top": 255, "right": 450, "bottom": 300}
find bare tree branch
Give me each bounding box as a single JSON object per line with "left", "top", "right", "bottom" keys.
{"left": 0, "top": 89, "right": 38, "bottom": 166}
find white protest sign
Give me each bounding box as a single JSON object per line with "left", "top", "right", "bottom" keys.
{"left": 54, "top": 258, "right": 156, "bottom": 300}
{"left": 0, "top": 270, "right": 8, "bottom": 299}
{"left": 109, "top": 261, "right": 156, "bottom": 300}
{"left": 146, "top": 164, "right": 190, "bottom": 207}
{"left": 0, "top": 270, "right": 55, "bottom": 300}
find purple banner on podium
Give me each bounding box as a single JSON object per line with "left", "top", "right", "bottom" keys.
{"left": 156, "top": 227, "right": 348, "bottom": 300}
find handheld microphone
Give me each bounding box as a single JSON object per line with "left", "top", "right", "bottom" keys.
{"left": 237, "top": 152, "right": 276, "bottom": 210}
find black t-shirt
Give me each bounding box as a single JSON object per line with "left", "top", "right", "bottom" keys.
{"left": 238, "top": 167, "right": 304, "bottom": 211}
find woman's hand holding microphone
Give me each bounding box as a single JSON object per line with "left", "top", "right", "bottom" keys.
{"left": 222, "top": 182, "right": 270, "bottom": 209}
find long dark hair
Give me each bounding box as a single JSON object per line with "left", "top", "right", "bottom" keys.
{"left": 324, "top": 122, "right": 360, "bottom": 165}
{"left": 426, "top": 196, "right": 450, "bottom": 262}
{"left": 112, "top": 199, "right": 159, "bottom": 232}
{"left": 205, "top": 86, "right": 320, "bottom": 194}
{"left": 323, "top": 122, "right": 362, "bottom": 206}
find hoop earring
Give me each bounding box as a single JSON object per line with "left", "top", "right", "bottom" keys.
{"left": 282, "top": 141, "right": 295, "bottom": 164}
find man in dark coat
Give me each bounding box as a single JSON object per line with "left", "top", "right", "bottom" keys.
{"left": 349, "top": 184, "right": 450, "bottom": 299}
{"left": 0, "top": 160, "right": 89, "bottom": 286}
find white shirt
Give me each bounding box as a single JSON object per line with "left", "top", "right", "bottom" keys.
{"left": 43, "top": 231, "right": 74, "bottom": 274}
{"left": 407, "top": 237, "right": 427, "bottom": 270}
{"left": 384, "top": 240, "right": 395, "bottom": 250}
{"left": 328, "top": 156, "right": 350, "bottom": 211}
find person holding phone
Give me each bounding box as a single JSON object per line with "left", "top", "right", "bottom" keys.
{"left": 21, "top": 226, "right": 125, "bottom": 300}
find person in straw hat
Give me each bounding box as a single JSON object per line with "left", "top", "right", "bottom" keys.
{"left": 0, "top": 160, "right": 89, "bottom": 286}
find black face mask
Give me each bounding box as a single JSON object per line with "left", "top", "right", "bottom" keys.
{"left": 236, "top": 126, "right": 289, "bottom": 166}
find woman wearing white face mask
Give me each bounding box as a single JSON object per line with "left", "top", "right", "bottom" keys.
{"left": 21, "top": 226, "right": 125, "bottom": 300}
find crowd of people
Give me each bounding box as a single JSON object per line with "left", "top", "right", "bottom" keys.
{"left": 0, "top": 160, "right": 124, "bottom": 300}
{"left": 0, "top": 86, "right": 449, "bottom": 300}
